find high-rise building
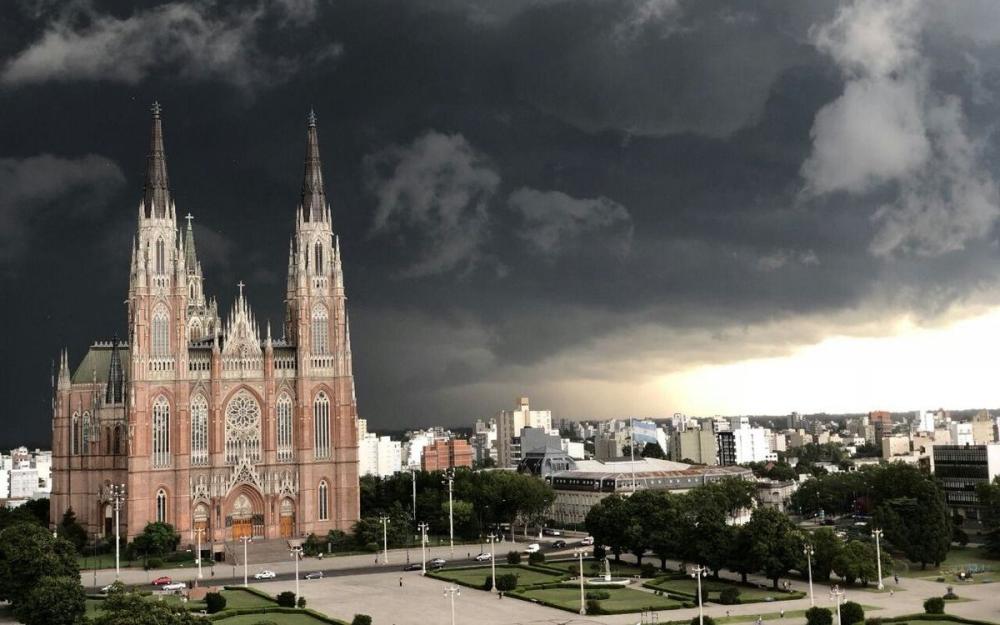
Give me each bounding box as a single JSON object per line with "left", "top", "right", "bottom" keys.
{"left": 949, "top": 422, "right": 975, "bottom": 446}
{"left": 933, "top": 444, "right": 1000, "bottom": 518}
{"left": 496, "top": 397, "right": 553, "bottom": 467}
{"left": 670, "top": 428, "right": 718, "bottom": 465}
{"left": 49, "top": 106, "right": 361, "bottom": 543}
{"left": 421, "top": 439, "right": 474, "bottom": 471}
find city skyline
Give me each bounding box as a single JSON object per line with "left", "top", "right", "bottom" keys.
{"left": 7, "top": 1, "right": 1000, "bottom": 447}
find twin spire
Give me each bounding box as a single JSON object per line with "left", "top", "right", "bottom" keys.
{"left": 141, "top": 103, "right": 329, "bottom": 223}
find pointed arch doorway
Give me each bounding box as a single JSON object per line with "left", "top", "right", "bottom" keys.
{"left": 225, "top": 485, "right": 264, "bottom": 541}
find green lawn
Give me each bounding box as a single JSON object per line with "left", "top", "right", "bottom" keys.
{"left": 212, "top": 614, "right": 332, "bottom": 625}
{"left": 431, "top": 565, "right": 565, "bottom": 588}
{"left": 894, "top": 546, "right": 999, "bottom": 583}
{"left": 514, "top": 586, "right": 684, "bottom": 614}
{"left": 543, "top": 558, "right": 646, "bottom": 577}
{"left": 646, "top": 576, "right": 804, "bottom": 603}
{"left": 219, "top": 588, "right": 276, "bottom": 610}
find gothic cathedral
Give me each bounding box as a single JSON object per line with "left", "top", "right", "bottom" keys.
{"left": 49, "top": 104, "right": 361, "bottom": 549}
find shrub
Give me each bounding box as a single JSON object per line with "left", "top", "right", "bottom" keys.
{"left": 144, "top": 557, "right": 163, "bottom": 569}
{"left": 690, "top": 616, "right": 716, "bottom": 625}
{"left": 507, "top": 551, "right": 521, "bottom": 565}
{"left": 924, "top": 597, "right": 945, "bottom": 615}
{"left": 841, "top": 601, "right": 864, "bottom": 625}
{"left": 593, "top": 545, "right": 606, "bottom": 561}
{"left": 864, "top": 618, "right": 882, "bottom": 625}
{"left": 364, "top": 542, "right": 379, "bottom": 553}
{"left": 482, "top": 576, "right": 494, "bottom": 591}
{"left": 943, "top": 586, "right": 958, "bottom": 600}
{"left": 641, "top": 562, "right": 657, "bottom": 578}
{"left": 297, "top": 596, "right": 307, "bottom": 608}
{"left": 528, "top": 551, "right": 545, "bottom": 565}
{"left": 719, "top": 587, "right": 741, "bottom": 605}
{"left": 496, "top": 573, "right": 518, "bottom": 592}
{"left": 806, "top": 606, "right": 833, "bottom": 625}
{"left": 204, "top": 592, "right": 227, "bottom": 614}
{"left": 586, "top": 599, "right": 603, "bottom": 615}
{"left": 586, "top": 590, "right": 611, "bottom": 600}
{"left": 352, "top": 616, "right": 373, "bottom": 625}
{"left": 276, "top": 591, "right": 297, "bottom": 607}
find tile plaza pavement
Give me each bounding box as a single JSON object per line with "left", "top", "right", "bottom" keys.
{"left": 58, "top": 543, "right": 1000, "bottom": 625}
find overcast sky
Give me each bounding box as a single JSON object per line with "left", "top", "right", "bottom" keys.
{"left": 4, "top": 0, "right": 1000, "bottom": 446}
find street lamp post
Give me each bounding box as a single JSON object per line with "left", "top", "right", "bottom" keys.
{"left": 692, "top": 565, "right": 708, "bottom": 625}
{"left": 830, "top": 585, "right": 846, "bottom": 625}
{"left": 110, "top": 483, "right": 126, "bottom": 581}
{"left": 240, "top": 536, "right": 252, "bottom": 587}
{"left": 443, "top": 469, "right": 455, "bottom": 557}
{"left": 379, "top": 515, "right": 390, "bottom": 565}
{"left": 409, "top": 468, "right": 417, "bottom": 522}
{"left": 575, "top": 548, "right": 588, "bottom": 615}
{"left": 290, "top": 545, "right": 302, "bottom": 601}
{"left": 444, "top": 584, "right": 461, "bottom": 625}
{"left": 418, "top": 522, "right": 429, "bottom": 576}
{"left": 803, "top": 544, "right": 815, "bottom": 607}
{"left": 195, "top": 527, "right": 205, "bottom": 580}
{"left": 872, "top": 528, "right": 885, "bottom": 590}
{"left": 487, "top": 533, "right": 498, "bottom": 592}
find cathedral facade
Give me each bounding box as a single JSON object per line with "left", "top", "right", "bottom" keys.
{"left": 49, "top": 105, "right": 360, "bottom": 548}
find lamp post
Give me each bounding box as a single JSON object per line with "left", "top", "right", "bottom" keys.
{"left": 692, "top": 565, "right": 708, "bottom": 625}
{"left": 409, "top": 467, "right": 417, "bottom": 522}
{"left": 830, "top": 585, "right": 845, "bottom": 625}
{"left": 110, "top": 483, "right": 126, "bottom": 580}
{"left": 195, "top": 527, "right": 205, "bottom": 580}
{"left": 240, "top": 536, "right": 252, "bottom": 587}
{"left": 803, "top": 544, "right": 815, "bottom": 607}
{"left": 290, "top": 545, "right": 302, "bottom": 601}
{"left": 487, "top": 533, "right": 498, "bottom": 592}
{"left": 872, "top": 528, "right": 884, "bottom": 590}
{"left": 443, "top": 469, "right": 455, "bottom": 557}
{"left": 379, "top": 515, "right": 390, "bottom": 565}
{"left": 418, "top": 522, "right": 429, "bottom": 576}
{"left": 443, "top": 584, "right": 461, "bottom": 625}
{"left": 575, "top": 548, "right": 588, "bottom": 615}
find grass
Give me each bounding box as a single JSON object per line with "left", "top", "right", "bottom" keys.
{"left": 430, "top": 564, "right": 565, "bottom": 588}
{"left": 77, "top": 552, "right": 213, "bottom": 571}
{"left": 894, "top": 546, "right": 999, "bottom": 583}
{"left": 645, "top": 576, "right": 805, "bottom": 603}
{"left": 212, "top": 614, "right": 332, "bottom": 625}
{"left": 543, "top": 558, "right": 645, "bottom": 577}
{"left": 512, "top": 586, "right": 685, "bottom": 614}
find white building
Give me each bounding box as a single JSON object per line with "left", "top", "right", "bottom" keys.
{"left": 496, "top": 397, "right": 554, "bottom": 467}
{"left": 950, "top": 422, "right": 975, "bottom": 446}
{"left": 917, "top": 411, "right": 936, "bottom": 433}
{"left": 0, "top": 448, "right": 51, "bottom": 501}
{"left": 357, "top": 420, "right": 403, "bottom": 478}
{"left": 728, "top": 417, "right": 771, "bottom": 464}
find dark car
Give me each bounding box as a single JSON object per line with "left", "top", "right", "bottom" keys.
{"left": 403, "top": 563, "right": 422, "bottom": 571}
{"left": 552, "top": 540, "right": 567, "bottom": 549}
{"left": 305, "top": 571, "right": 324, "bottom": 580}
{"left": 822, "top": 519, "right": 836, "bottom": 526}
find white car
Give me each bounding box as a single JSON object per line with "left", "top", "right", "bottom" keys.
{"left": 474, "top": 552, "right": 492, "bottom": 562}
{"left": 524, "top": 543, "right": 540, "bottom": 554}
{"left": 162, "top": 582, "right": 186, "bottom": 592}
{"left": 429, "top": 558, "right": 447, "bottom": 569}
{"left": 580, "top": 536, "right": 594, "bottom": 546}
{"left": 254, "top": 569, "right": 276, "bottom": 580}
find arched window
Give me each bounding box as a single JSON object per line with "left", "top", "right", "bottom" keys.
{"left": 152, "top": 396, "right": 170, "bottom": 468}
{"left": 189, "top": 319, "right": 202, "bottom": 341}
{"left": 318, "top": 480, "right": 329, "bottom": 521}
{"left": 314, "top": 241, "right": 323, "bottom": 274}
{"left": 191, "top": 395, "right": 208, "bottom": 466}
{"left": 314, "top": 393, "right": 330, "bottom": 459}
{"left": 225, "top": 391, "right": 261, "bottom": 464}
{"left": 152, "top": 306, "right": 169, "bottom": 357}
{"left": 276, "top": 394, "right": 294, "bottom": 462}
{"left": 113, "top": 424, "right": 123, "bottom": 455}
{"left": 81, "top": 411, "right": 91, "bottom": 452}
{"left": 155, "top": 238, "right": 165, "bottom": 275}
{"left": 311, "top": 306, "right": 329, "bottom": 355}
{"left": 156, "top": 489, "right": 167, "bottom": 523}
{"left": 71, "top": 412, "right": 80, "bottom": 455}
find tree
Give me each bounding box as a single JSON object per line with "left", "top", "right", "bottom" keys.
{"left": 677, "top": 489, "right": 731, "bottom": 575}
{"left": 807, "top": 528, "right": 843, "bottom": 581}
{"left": 205, "top": 592, "right": 227, "bottom": 614}
{"left": 841, "top": 601, "right": 865, "bottom": 625}
{"left": 806, "top": 607, "right": 833, "bottom": 625}
{"left": 744, "top": 507, "right": 801, "bottom": 588}
{"left": 0, "top": 522, "right": 78, "bottom": 606}
{"left": 727, "top": 525, "right": 756, "bottom": 583}
{"left": 977, "top": 477, "right": 1000, "bottom": 557}
{"left": 58, "top": 508, "right": 88, "bottom": 552}
{"left": 641, "top": 442, "right": 666, "bottom": 459}
{"left": 352, "top": 616, "right": 373, "bottom": 625}
{"left": 130, "top": 522, "right": 180, "bottom": 560}
{"left": 13, "top": 576, "right": 86, "bottom": 625}
{"left": 924, "top": 597, "right": 945, "bottom": 615}
{"left": 507, "top": 550, "right": 521, "bottom": 565}
{"left": 585, "top": 495, "right": 630, "bottom": 562}
{"left": 276, "top": 591, "right": 297, "bottom": 607}
{"left": 92, "top": 589, "right": 208, "bottom": 625}
{"left": 496, "top": 573, "right": 518, "bottom": 591}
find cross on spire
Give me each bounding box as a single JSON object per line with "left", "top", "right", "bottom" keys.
{"left": 185, "top": 213, "right": 194, "bottom": 228}
{"left": 237, "top": 280, "right": 245, "bottom": 297}
{"left": 151, "top": 101, "right": 161, "bottom": 118}
{"left": 308, "top": 108, "right": 317, "bottom": 128}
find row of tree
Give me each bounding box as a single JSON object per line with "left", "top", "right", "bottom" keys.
{"left": 585, "top": 477, "right": 891, "bottom": 589}
{"left": 979, "top": 476, "right": 1000, "bottom": 557}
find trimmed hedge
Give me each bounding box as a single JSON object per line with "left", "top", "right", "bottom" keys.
{"left": 924, "top": 598, "right": 945, "bottom": 615}
{"left": 879, "top": 616, "right": 996, "bottom": 625}
{"left": 208, "top": 606, "right": 347, "bottom": 624}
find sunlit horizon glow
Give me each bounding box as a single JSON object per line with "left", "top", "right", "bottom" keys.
{"left": 656, "top": 306, "right": 1000, "bottom": 418}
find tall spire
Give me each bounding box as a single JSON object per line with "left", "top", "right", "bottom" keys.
{"left": 300, "top": 109, "right": 327, "bottom": 222}
{"left": 105, "top": 338, "right": 125, "bottom": 404}
{"left": 184, "top": 213, "right": 198, "bottom": 271}
{"left": 143, "top": 101, "right": 171, "bottom": 218}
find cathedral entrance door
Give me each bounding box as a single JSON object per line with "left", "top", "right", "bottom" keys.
{"left": 230, "top": 493, "right": 254, "bottom": 541}
{"left": 232, "top": 519, "right": 252, "bottom": 541}
{"left": 279, "top": 499, "right": 295, "bottom": 538}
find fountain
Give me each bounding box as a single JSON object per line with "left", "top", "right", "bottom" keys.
{"left": 584, "top": 558, "right": 632, "bottom": 587}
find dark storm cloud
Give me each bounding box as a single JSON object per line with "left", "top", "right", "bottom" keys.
{"left": 4, "top": 0, "right": 1000, "bottom": 445}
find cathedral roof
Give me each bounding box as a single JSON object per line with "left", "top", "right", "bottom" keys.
{"left": 143, "top": 101, "right": 171, "bottom": 218}
{"left": 300, "top": 110, "right": 327, "bottom": 223}
{"left": 72, "top": 342, "right": 130, "bottom": 385}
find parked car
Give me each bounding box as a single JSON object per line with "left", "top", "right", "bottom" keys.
{"left": 162, "top": 582, "right": 186, "bottom": 592}
{"left": 305, "top": 571, "right": 324, "bottom": 580}
{"left": 429, "top": 558, "right": 447, "bottom": 569}
{"left": 552, "top": 540, "right": 567, "bottom": 549}
{"left": 580, "top": 536, "right": 594, "bottom": 546}
{"left": 100, "top": 584, "right": 116, "bottom": 593}
{"left": 524, "top": 543, "right": 540, "bottom": 554}
{"left": 474, "top": 552, "right": 492, "bottom": 561}
{"left": 542, "top": 528, "right": 562, "bottom": 536}
{"left": 152, "top": 576, "right": 172, "bottom": 586}
{"left": 254, "top": 569, "right": 276, "bottom": 580}
{"left": 403, "top": 562, "right": 422, "bottom": 571}
{"left": 822, "top": 519, "right": 836, "bottom": 526}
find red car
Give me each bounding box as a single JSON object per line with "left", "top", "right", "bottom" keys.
{"left": 152, "top": 576, "right": 172, "bottom": 586}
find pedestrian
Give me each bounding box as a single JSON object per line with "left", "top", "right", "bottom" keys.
{"left": 757, "top": 616, "right": 762, "bottom": 625}
{"left": 375, "top": 554, "right": 379, "bottom": 565}
{"left": 726, "top": 611, "right": 731, "bottom": 619}
{"left": 894, "top": 574, "right": 899, "bottom": 585}
{"left": 780, "top": 610, "right": 785, "bottom": 618}
{"left": 399, "top": 576, "right": 403, "bottom": 587}
{"left": 890, "top": 590, "right": 894, "bottom": 598}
